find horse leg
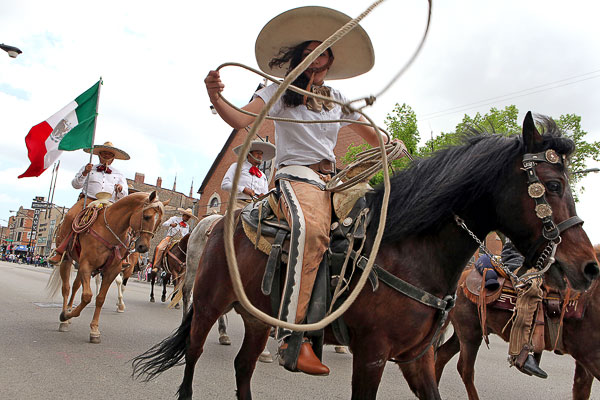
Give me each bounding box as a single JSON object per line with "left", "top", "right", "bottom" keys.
{"left": 233, "top": 310, "right": 270, "bottom": 400}
{"left": 89, "top": 266, "right": 120, "bottom": 344}
{"left": 434, "top": 330, "right": 461, "bottom": 382}
{"left": 573, "top": 360, "right": 595, "bottom": 400}
{"left": 150, "top": 272, "right": 156, "bottom": 302}
{"left": 172, "top": 274, "right": 181, "bottom": 309}
{"left": 61, "top": 262, "right": 93, "bottom": 324}
{"left": 455, "top": 332, "right": 483, "bottom": 400}
{"left": 161, "top": 274, "right": 169, "bottom": 303}
{"left": 115, "top": 272, "right": 125, "bottom": 313}
{"left": 398, "top": 347, "right": 442, "bottom": 400}
{"left": 58, "top": 259, "right": 74, "bottom": 332}
{"left": 349, "top": 340, "right": 389, "bottom": 400}
{"left": 218, "top": 314, "right": 231, "bottom": 345}
{"left": 94, "top": 273, "right": 101, "bottom": 296}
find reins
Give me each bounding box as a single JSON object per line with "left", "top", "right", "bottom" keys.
{"left": 222, "top": 0, "right": 432, "bottom": 333}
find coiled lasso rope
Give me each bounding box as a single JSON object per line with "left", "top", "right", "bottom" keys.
{"left": 222, "top": 0, "right": 432, "bottom": 332}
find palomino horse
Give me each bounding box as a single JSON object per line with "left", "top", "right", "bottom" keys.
{"left": 149, "top": 233, "right": 189, "bottom": 305}
{"left": 132, "top": 113, "right": 598, "bottom": 399}
{"left": 47, "top": 191, "right": 166, "bottom": 343}
{"left": 435, "top": 244, "right": 600, "bottom": 400}
{"left": 114, "top": 251, "right": 141, "bottom": 312}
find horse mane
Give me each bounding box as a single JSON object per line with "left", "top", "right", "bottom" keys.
{"left": 367, "top": 115, "right": 574, "bottom": 243}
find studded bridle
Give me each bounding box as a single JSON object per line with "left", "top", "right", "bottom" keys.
{"left": 457, "top": 148, "right": 584, "bottom": 285}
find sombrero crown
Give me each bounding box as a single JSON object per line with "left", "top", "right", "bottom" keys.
{"left": 84, "top": 141, "right": 130, "bottom": 160}
{"left": 255, "top": 6, "right": 374, "bottom": 80}
{"left": 233, "top": 140, "right": 276, "bottom": 161}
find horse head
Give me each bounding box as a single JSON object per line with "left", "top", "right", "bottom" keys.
{"left": 130, "top": 191, "right": 169, "bottom": 253}
{"left": 497, "top": 112, "right": 598, "bottom": 291}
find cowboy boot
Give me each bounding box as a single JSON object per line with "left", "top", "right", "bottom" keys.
{"left": 279, "top": 338, "right": 329, "bottom": 376}
{"left": 514, "top": 348, "right": 548, "bottom": 379}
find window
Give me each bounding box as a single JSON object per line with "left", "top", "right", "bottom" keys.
{"left": 260, "top": 159, "right": 273, "bottom": 184}
{"left": 207, "top": 192, "right": 221, "bottom": 215}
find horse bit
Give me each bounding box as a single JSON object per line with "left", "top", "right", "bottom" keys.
{"left": 456, "top": 148, "right": 584, "bottom": 287}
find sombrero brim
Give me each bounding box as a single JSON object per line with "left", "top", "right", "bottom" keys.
{"left": 233, "top": 141, "right": 276, "bottom": 161}
{"left": 84, "top": 145, "right": 130, "bottom": 160}
{"left": 177, "top": 208, "right": 199, "bottom": 220}
{"left": 255, "top": 6, "right": 374, "bottom": 80}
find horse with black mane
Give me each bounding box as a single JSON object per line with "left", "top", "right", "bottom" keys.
{"left": 149, "top": 233, "right": 189, "bottom": 305}
{"left": 132, "top": 113, "right": 598, "bottom": 399}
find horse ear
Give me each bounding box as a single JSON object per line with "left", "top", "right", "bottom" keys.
{"left": 162, "top": 199, "right": 171, "bottom": 206}
{"left": 522, "top": 111, "right": 542, "bottom": 152}
{"left": 149, "top": 191, "right": 157, "bottom": 203}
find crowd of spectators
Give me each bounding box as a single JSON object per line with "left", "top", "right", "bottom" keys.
{"left": 1, "top": 252, "right": 49, "bottom": 267}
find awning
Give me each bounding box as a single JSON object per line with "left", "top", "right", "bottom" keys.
{"left": 15, "top": 245, "right": 29, "bottom": 251}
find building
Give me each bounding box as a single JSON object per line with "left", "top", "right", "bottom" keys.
{"left": 127, "top": 173, "right": 198, "bottom": 252}
{"left": 197, "top": 120, "right": 364, "bottom": 216}
{"left": 35, "top": 205, "right": 69, "bottom": 256}
{"left": 7, "top": 207, "right": 36, "bottom": 254}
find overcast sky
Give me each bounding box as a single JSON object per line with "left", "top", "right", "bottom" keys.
{"left": 1, "top": 0, "right": 598, "bottom": 241}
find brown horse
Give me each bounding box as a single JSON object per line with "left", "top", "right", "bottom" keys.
{"left": 132, "top": 113, "right": 599, "bottom": 399}
{"left": 149, "top": 233, "right": 189, "bottom": 305}
{"left": 435, "top": 244, "right": 600, "bottom": 400}
{"left": 47, "top": 191, "right": 167, "bottom": 343}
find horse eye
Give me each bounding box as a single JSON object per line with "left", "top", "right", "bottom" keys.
{"left": 143, "top": 215, "right": 151, "bottom": 221}
{"left": 546, "top": 181, "right": 562, "bottom": 193}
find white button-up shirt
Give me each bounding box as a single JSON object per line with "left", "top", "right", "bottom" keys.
{"left": 162, "top": 216, "right": 190, "bottom": 237}
{"left": 221, "top": 161, "right": 270, "bottom": 200}
{"left": 72, "top": 163, "right": 129, "bottom": 202}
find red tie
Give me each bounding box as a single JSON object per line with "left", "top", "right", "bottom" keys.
{"left": 97, "top": 165, "right": 112, "bottom": 174}
{"left": 249, "top": 166, "right": 262, "bottom": 178}
{"left": 179, "top": 221, "right": 187, "bottom": 228}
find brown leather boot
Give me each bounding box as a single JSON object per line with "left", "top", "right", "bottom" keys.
{"left": 48, "top": 252, "right": 63, "bottom": 265}
{"left": 279, "top": 341, "right": 330, "bottom": 376}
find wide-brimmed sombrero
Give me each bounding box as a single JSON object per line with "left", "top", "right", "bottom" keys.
{"left": 233, "top": 140, "right": 276, "bottom": 161}
{"left": 255, "top": 6, "right": 374, "bottom": 80}
{"left": 177, "top": 207, "right": 198, "bottom": 220}
{"left": 84, "top": 141, "right": 130, "bottom": 160}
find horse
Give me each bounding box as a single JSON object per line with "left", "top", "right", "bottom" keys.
{"left": 148, "top": 233, "right": 189, "bottom": 305}
{"left": 114, "top": 251, "right": 141, "bottom": 312}
{"left": 132, "top": 113, "right": 599, "bottom": 399}
{"left": 434, "top": 244, "right": 600, "bottom": 400}
{"left": 47, "top": 191, "right": 167, "bottom": 343}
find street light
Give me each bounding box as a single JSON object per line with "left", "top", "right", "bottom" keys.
{"left": 0, "top": 43, "right": 22, "bottom": 58}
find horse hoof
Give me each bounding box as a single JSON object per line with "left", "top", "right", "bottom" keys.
{"left": 334, "top": 346, "right": 348, "bottom": 354}
{"left": 59, "top": 311, "right": 70, "bottom": 322}
{"left": 161, "top": 296, "right": 166, "bottom": 303}
{"left": 259, "top": 349, "right": 273, "bottom": 363}
{"left": 219, "top": 334, "right": 232, "bottom": 346}
{"left": 90, "top": 335, "right": 101, "bottom": 344}
{"left": 174, "top": 304, "right": 180, "bottom": 309}
{"left": 58, "top": 322, "right": 70, "bottom": 332}
{"left": 150, "top": 298, "right": 155, "bottom": 303}
{"left": 116, "top": 304, "right": 125, "bottom": 313}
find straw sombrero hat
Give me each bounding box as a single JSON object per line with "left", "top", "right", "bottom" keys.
{"left": 84, "top": 141, "right": 130, "bottom": 160}
{"left": 177, "top": 207, "right": 198, "bottom": 220}
{"left": 255, "top": 6, "right": 374, "bottom": 80}
{"left": 233, "top": 140, "right": 276, "bottom": 161}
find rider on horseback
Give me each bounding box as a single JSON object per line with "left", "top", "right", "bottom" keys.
{"left": 49, "top": 141, "right": 129, "bottom": 265}
{"left": 151, "top": 208, "right": 196, "bottom": 273}
{"left": 205, "top": 6, "right": 407, "bottom": 375}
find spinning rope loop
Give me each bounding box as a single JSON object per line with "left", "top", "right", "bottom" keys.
{"left": 223, "top": 0, "right": 432, "bottom": 331}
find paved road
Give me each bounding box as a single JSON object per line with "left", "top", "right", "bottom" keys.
{"left": 0, "top": 260, "right": 596, "bottom": 399}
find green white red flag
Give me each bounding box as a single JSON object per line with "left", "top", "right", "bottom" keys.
{"left": 19, "top": 80, "right": 101, "bottom": 178}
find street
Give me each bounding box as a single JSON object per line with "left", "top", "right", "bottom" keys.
{"left": 0, "top": 260, "right": 596, "bottom": 399}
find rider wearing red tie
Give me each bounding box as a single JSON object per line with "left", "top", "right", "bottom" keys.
{"left": 48, "top": 141, "right": 129, "bottom": 265}
{"left": 151, "top": 208, "right": 197, "bottom": 272}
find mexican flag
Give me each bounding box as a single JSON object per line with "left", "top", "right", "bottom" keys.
{"left": 18, "top": 80, "right": 101, "bottom": 178}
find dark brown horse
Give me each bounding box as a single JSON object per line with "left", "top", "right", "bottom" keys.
{"left": 47, "top": 191, "right": 166, "bottom": 343}
{"left": 132, "top": 113, "right": 598, "bottom": 399}
{"left": 149, "top": 233, "right": 189, "bottom": 305}
{"left": 435, "top": 244, "right": 600, "bottom": 400}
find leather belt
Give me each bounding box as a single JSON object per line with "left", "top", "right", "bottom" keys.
{"left": 78, "top": 193, "right": 97, "bottom": 201}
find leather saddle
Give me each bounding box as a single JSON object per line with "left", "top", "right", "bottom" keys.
{"left": 463, "top": 267, "right": 506, "bottom": 305}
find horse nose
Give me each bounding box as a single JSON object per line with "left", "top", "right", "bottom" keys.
{"left": 584, "top": 261, "right": 599, "bottom": 282}
{"left": 137, "top": 244, "right": 148, "bottom": 253}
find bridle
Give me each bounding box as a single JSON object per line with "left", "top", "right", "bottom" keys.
{"left": 457, "top": 148, "right": 584, "bottom": 285}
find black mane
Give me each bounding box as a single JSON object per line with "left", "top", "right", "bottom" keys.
{"left": 367, "top": 116, "right": 574, "bottom": 243}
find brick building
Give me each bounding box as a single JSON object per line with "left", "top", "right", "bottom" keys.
{"left": 127, "top": 173, "right": 198, "bottom": 252}
{"left": 197, "top": 120, "right": 364, "bottom": 216}
{"left": 35, "top": 205, "right": 70, "bottom": 256}
{"left": 7, "top": 207, "right": 36, "bottom": 253}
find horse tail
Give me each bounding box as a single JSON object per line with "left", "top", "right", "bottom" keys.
{"left": 46, "top": 265, "right": 62, "bottom": 298}
{"left": 168, "top": 278, "right": 185, "bottom": 308}
{"left": 131, "top": 309, "right": 193, "bottom": 381}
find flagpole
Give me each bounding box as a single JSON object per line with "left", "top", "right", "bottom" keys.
{"left": 45, "top": 162, "right": 57, "bottom": 219}
{"left": 82, "top": 77, "right": 102, "bottom": 209}
{"left": 49, "top": 161, "right": 60, "bottom": 217}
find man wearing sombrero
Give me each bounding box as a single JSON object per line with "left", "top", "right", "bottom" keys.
{"left": 221, "top": 139, "right": 276, "bottom": 210}
{"left": 151, "top": 207, "right": 197, "bottom": 273}
{"left": 49, "top": 141, "right": 129, "bottom": 265}
{"left": 205, "top": 6, "right": 408, "bottom": 375}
